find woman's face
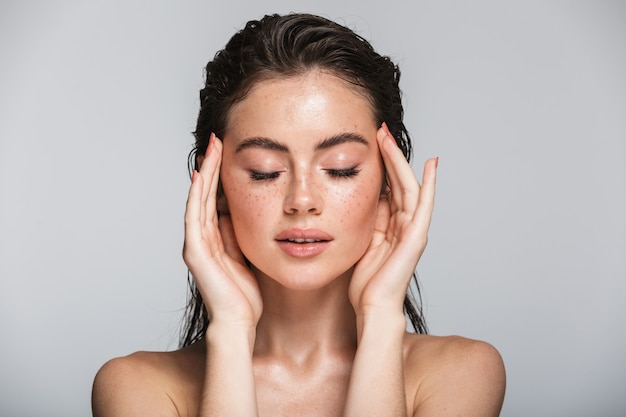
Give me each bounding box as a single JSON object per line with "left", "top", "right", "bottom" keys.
{"left": 220, "top": 71, "right": 384, "bottom": 290}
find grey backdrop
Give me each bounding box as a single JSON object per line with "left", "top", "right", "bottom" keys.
{"left": 1, "top": 1, "right": 625, "bottom": 416}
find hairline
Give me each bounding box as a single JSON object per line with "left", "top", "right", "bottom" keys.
{"left": 222, "top": 67, "right": 381, "bottom": 137}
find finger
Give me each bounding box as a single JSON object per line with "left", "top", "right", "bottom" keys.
{"left": 207, "top": 137, "right": 223, "bottom": 226}
{"left": 184, "top": 170, "right": 204, "bottom": 248}
{"left": 377, "top": 123, "right": 420, "bottom": 214}
{"left": 198, "top": 133, "right": 214, "bottom": 226}
{"left": 198, "top": 133, "right": 221, "bottom": 227}
{"left": 413, "top": 157, "right": 438, "bottom": 233}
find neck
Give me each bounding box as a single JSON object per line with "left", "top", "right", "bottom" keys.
{"left": 253, "top": 271, "right": 357, "bottom": 362}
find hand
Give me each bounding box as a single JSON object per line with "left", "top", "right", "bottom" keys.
{"left": 349, "top": 123, "right": 437, "bottom": 317}
{"left": 183, "top": 133, "right": 263, "bottom": 329}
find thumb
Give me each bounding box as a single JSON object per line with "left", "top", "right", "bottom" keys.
{"left": 218, "top": 214, "right": 245, "bottom": 264}
{"left": 372, "top": 194, "right": 391, "bottom": 246}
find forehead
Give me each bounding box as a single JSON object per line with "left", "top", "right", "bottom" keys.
{"left": 224, "top": 71, "right": 378, "bottom": 137}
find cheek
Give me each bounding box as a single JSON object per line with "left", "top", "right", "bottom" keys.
{"left": 332, "top": 175, "right": 382, "bottom": 228}
{"left": 221, "top": 173, "right": 280, "bottom": 236}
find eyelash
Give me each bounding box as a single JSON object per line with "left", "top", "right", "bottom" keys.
{"left": 326, "top": 167, "right": 361, "bottom": 178}
{"left": 248, "top": 167, "right": 361, "bottom": 181}
{"left": 249, "top": 171, "right": 282, "bottom": 181}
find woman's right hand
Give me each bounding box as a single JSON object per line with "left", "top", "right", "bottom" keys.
{"left": 183, "top": 133, "right": 263, "bottom": 330}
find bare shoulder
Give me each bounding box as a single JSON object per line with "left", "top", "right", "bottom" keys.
{"left": 403, "top": 334, "right": 506, "bottom": 417}
{"left": 92, "top": 343, "right": 204, "bottom": 417}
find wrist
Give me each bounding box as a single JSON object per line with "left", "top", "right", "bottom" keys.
{"left": 355, "top": 304, "right": 406, "bottom": 326}
{"left": 206, "top": 321, "right": 257, "bottom": 353}
{"left": 355, "top": 309, "right": 406, "bottom": 342}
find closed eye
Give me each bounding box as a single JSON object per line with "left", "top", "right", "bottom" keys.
{"left": 249, "top": 170, "right": 282, "bottom": 181}
{"left": 326, "top": 167, "right": 361, "bottom": 178}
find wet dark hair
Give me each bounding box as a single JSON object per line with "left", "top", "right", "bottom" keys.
{"left": 181, "top": 13, "right": 426, "bottom": 347}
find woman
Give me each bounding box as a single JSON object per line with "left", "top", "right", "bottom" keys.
{"left": 92, "top": 13, "right": 505, "bottom": 417}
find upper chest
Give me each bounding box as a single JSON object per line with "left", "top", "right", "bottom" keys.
{"left": 253, "top": 356, "right": 352, "bottom": 417}
{"left": 170, "top": 338, "right": 425, "bottom": 417}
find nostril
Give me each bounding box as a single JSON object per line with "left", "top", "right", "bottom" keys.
{"left": 283, "top": 175, "right": 324, "bottom": 214}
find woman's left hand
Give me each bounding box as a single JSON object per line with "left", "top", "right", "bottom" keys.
{"left": 349, "top": 123, "right": 438, "bottom": 318}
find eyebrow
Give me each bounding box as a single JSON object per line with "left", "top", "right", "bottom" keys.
{"left": 235, "top": 132, "right": 369, "bottom": 153}
{"left": 235, "top": 137, "right": 289, "bottom": 153}
{"left": 315, "top": 132, "right": 369, "bottom": 150}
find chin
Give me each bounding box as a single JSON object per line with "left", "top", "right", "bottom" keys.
{"left": 252, "top": 263, "right": 353, "bottom": 292}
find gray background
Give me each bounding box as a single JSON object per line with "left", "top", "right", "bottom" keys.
{"left": 1, "top": 1, "right": 625, "bottom": 416}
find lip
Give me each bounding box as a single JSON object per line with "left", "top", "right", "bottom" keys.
{"left": 275, "top": 228, "right": 333, "bottom": 258}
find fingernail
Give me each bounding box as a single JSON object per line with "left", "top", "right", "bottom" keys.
{"left": 206, "top": 132, "right": 215, "bottom": 155}
{"left": 377, "top": 126, "right": 386, "bottom": 142}
{"left": 435, "top": 157, "right": 439, "bottom": 168}
{"left": 380, "top": 122, "right": 398, "bottom": 149}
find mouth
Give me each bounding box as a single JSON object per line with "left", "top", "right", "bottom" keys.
{"left": 282, "top": 238, "right": 326, "bottom": 243}
{"left": 275, "top": 228, "right": 333, "bottom": 242}
{"left": 275, "top": 229, "right": 333, "bottom": 257}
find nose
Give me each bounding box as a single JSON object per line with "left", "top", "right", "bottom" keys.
{"left": 283, "top": 170, "right": 323, "bottom": 215}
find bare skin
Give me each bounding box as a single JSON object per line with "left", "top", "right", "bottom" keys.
{"left": 92, "top": 72, "right": 505, "bottom": 417}
{"left": 93, "top": 334, "right": 504, "bottom": 417}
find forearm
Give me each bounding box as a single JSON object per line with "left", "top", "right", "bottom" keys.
{"left": 199, "top": 323, "right": 259, "bottom": 417}
{"left": 344, "top": 311, "right": 408, "bottom": 417}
